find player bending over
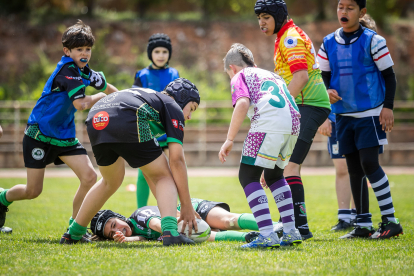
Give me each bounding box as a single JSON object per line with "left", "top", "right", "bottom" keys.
{"left": 219, "top": 44, "right": 302, "bottom": 249}
{"left": 60, "top": 78, "right": 201, "bottom": 246}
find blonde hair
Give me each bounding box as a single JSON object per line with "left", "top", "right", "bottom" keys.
{"left": 360, "top": 14, "right": 377, "bottom": 32}
{"left": 223, "top": 43, "right": 255, "bottom": 71}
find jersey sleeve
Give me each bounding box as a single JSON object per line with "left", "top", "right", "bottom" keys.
{"left": 163, "top": 101, "right": 185, "bottom": 145}
{"left": 130, "top": 206, "right": 161, "bottom": 229}
{"left": 317, "top": 42, "right": 331, "bottom": 72}
{"left": 231, "top": 72, "right": 250, "bottom": 107}
{"left": 53, "top": 64, "right": 86, "bottom": 101}
{"left": 281, "top": 30, "right": 309, "bottom": 74}
{"left": 88, "top": 69, "right": 107, "bottom": 91}
{"left": 371, "top": 34, "right": 394, "bottom": 71}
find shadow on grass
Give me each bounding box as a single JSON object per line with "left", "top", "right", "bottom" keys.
{"left": 22, "top": 238, "right": 61, "bottom": 244}
{"left": 93, "top": 241, "right": 163, "bottom": 249}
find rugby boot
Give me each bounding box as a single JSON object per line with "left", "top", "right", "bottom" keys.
{"left": 162, "top": 231, "right": 195, "bottom": 246}
{"left": 339, "top": 225, "right": 375, "bottom": 239}
{"left": 60, "top": 232, "right": 92, "bottom": 245}
{"left": 301, "top": 231, "right": 313, "bottom": 241}
{"left": 280, "top": 228, "right": 302, "bottom": 246}
{"left": 331, "top": 219, "right": 353, "bottom": 231}
{"left": 0, "top": 226, "right": 12, "bottom": 234}
{"left": 241, "top": 232, "right": 280, "bottom": 249}
{"left": 245, "top": 231, "right": 260, "bottom": 243}
{"left": 370, "top": 217, "right": 403, "bottom": 239}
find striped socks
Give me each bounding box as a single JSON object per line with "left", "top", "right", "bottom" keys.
{"left": 367, "top": 167, "right": 396, "bottom": 223}
{"left": 338, "top": 209, "right": 352, "bottom": 223}
{"left": 269, "top": 178, "right": 295, "bottom": 233}
{"left": 356, "top": 213, "right": 372, "bottom": 227}
{"left": 243, "top": 182, "right": 273, "bottom": 237}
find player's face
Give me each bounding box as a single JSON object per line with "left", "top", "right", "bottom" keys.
{"left": 337, "top": 0, "right": 367, "bottom": 32}
{"left": 104, "top": 218, "right": 133, "bottom": 239}
{"left": 63, "top": 46, "right": 92, "bottom": 69}
{"left": 152, "top": 47, "right": 169, "bottom": 68}
{"left": 182, "top": 101, "right": 198, "bottom": 121}
{"left": 257, "top": 13, "right": 275, "bottom": 36}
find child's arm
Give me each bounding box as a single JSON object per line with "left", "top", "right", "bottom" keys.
{"left": 113, "top": 231, "right": 147, "bottom": 243}
{"left": 73, "top": 83, "right": 118, "bottom": 111}
{"left": 218, "top": 97, "right": 250, "bottom": 163}
{"left": 288, "top": 70, "right": 309, "bottom": 98}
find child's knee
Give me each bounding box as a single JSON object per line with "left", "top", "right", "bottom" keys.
{"left": 222, "top": 215, "right": 238, "bottom": 230}
{"left": 81, "top": 170, "right": 97, "bottom": 187}
{"left": 26, "top": 187, "right": 43, "bottom": 199}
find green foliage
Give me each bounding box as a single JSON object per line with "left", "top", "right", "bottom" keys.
{"left": 0, "top": 174, "right": 413, "bottom": 275}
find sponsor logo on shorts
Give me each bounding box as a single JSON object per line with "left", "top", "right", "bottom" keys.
{"left": 154, "top": 138, "right": 159, "bottom": 147}
{"left": 92, "top": 111, "right": 109, "bottom": 130}
{"left": 274, "top": 193, "right": 285, "bottom": 203}
{"left": 200, "top": 205, "right": 209, "bottom": 214}
{"left": 103, "top": 92, "right": 118, "bottom": 103}
{"left": 332, "top": 144, "right": 339, "bottom": 155}
{"left": 258, "top": 195, "right": 268, "bottom": 204}
{"left": 32, "top": 148, "right": 45, "bottom": 160}
{"left": 172, "top": 119, "right": 178, "bottom": 128}
{"left": 284, "top": 36, "right": 298, "bottom": 48}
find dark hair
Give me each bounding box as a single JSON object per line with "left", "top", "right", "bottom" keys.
{"left": 360, "top": 14, "right": 377, "bottom": 32}
{"left": 62, "top": 19, "right": 95, "bottom": 49}
{"left": 338, "top": 0, "right": 366, "bottom": 10}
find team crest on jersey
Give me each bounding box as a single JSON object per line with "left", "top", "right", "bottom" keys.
{"left": 32, "top": 148, "right": 45, "bottom": 160}
{"left": 258, "top": 195, "right": 268, "bottom": 204}
{"left": 284, "top": 36, "right": 298, "bottom": 48}
{"left": 92, "top": 111, "right": 110, "bottom": 130}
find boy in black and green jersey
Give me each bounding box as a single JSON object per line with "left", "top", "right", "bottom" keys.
{"left": 89, "top": 198, "right": 284, "bottom": 243}
{"left": 0, "top": 20, "right": 118, "bottom": 234}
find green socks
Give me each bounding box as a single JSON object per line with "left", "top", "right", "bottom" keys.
{"left": 69, "top": 217, "right": 74, "bottom": 227}
{"left": 0, "top": 189, "right": 12, "bottom": 207}
{"left": 136, "top": 168, "right": 150, "bottom": 208}
{"left": 214, "top": 231, "right": 246, "bottom": 241}
{"left": 238, "top": 213, "right": 259, "bottom": 230}
{"left": 68, "top": 220, "right": 87, "bottom": 240}
{"left": 161, "top": 216, "right": 179, "bottom": 237}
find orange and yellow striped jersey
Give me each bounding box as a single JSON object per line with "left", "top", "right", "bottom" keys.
{"left": 274, "top": 20, "right": 330, "bottom": 109}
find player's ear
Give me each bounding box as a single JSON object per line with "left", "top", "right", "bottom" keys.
{"left": 63, "top": 47, "right": 71, "bottom": 56}
{"left": 229, "top": 65, "right": 237, "bottom": 74}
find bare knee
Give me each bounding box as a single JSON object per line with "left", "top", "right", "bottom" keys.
{"left": 25, "top": 187, "right": 43, "bottom": 199}
{"left": 80, "top": 170, "right": 97, "bottom": 188}
{"left": 222, "top": 214, "right": 239, "bottom": 230}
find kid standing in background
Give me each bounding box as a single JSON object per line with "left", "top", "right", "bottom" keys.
{"left": 255, "top": 0, "right": 331, "bottom": 240}
{"left": 219, "top": 44, "right": 302, "bottom": 249}
{"left": 133, "top": 33, "right": 180, "bottom": 209}
{"left": 317, "top": 0, "right": 403, "bottom": 239}
{"left": 0, "top": 20, "right": 118, "bottom": 233}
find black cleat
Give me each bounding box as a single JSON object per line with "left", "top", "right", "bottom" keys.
{"left": 370, "top": 217, "right": 403, "bottom": 239}
{"left": 60, "top": 232, "right": 92, "bottom": 245}
{"left": 331, "top": 219, "right": 353, "bottom": 231}
{"left": 339, "top": 225, "right": 375, "bottom": 239}
{"left": 245, "top": 231, "right": 260, "bottom": 243}
{"left": 162, "top": 231, "right": 195, "bottom": 246}
{"left": 301, "top": 231, "right": 313, "bottom": 241}
{"left": 0, "top": 202, "right": 9, "bottom": 228}
{"left": 0, "top": 226, "right": 12, "bottom": 234}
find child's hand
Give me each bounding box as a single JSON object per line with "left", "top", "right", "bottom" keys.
{"left": 328, "top": 89, "right": 342, "bottom": 104}
{"left": 379, "top": 108, "right": 394, "bottom": 132}
{"left": 113, "top": 231, "right": 127, "bottom": 243}
{"left": 318, "top": 119, "right": 332, "bottom": 137}
{"left": 218, "top": 139, "right": 233, "bottom": 163}
{"left": 260, "top": 172, "right": 268, "bottom": 189}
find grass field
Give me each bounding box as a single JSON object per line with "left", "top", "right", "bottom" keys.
{"left": 0, "top": 174, "right": 413, "bottom": 275}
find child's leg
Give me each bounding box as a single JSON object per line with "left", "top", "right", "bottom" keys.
{"left": 359, "top": 146, "right": 396, "bottom": 222}
{"left": 345, "top": 151, "right": 371, "bottom": 227}
{"left": 60, "top": 155, "right": 97, "bottom": 222}
{"left": 238, "top": 163, "right": 273, "bottom": 237}
{"left": 1, "top": 168, "right": 45, "bottom": 202}
{"left": 69, "top": 157, "right": 125, "bottom": 240}
{"left": 264, "top": 166, "right": 295, "bottom": 234}
{"left": 333, "top": 158, "right": 353, "bottom": 223}
{"left": 136, "top": 168, "right": 150, "bottom": 208}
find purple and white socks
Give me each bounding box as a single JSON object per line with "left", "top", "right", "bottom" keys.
{"left": 269, "top": 178, "right": 295, "bottom": 233}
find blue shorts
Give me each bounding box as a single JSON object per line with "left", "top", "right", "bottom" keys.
{"left": 327, "top": 121, "right": 344, "bottom": 159}
{"left": 336, "top": 115, "right": 387, "bottom": 156}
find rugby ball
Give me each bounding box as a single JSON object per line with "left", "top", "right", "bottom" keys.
{"left": 177, "top": 218, "right": 211, "bottom": 243}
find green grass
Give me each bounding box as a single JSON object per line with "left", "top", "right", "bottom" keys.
{"left": 1, "top": 175, "right": 413, "bottom": 275}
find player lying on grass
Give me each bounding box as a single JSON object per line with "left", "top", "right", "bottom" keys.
{"left": 89, "top": 198, "right": 288, "bottom": 243}
{"left": 219, "top": 43, "right": 302, "bottom": 249}
{"left": 60, "top": 78, "right": 201, "bottom": 246}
